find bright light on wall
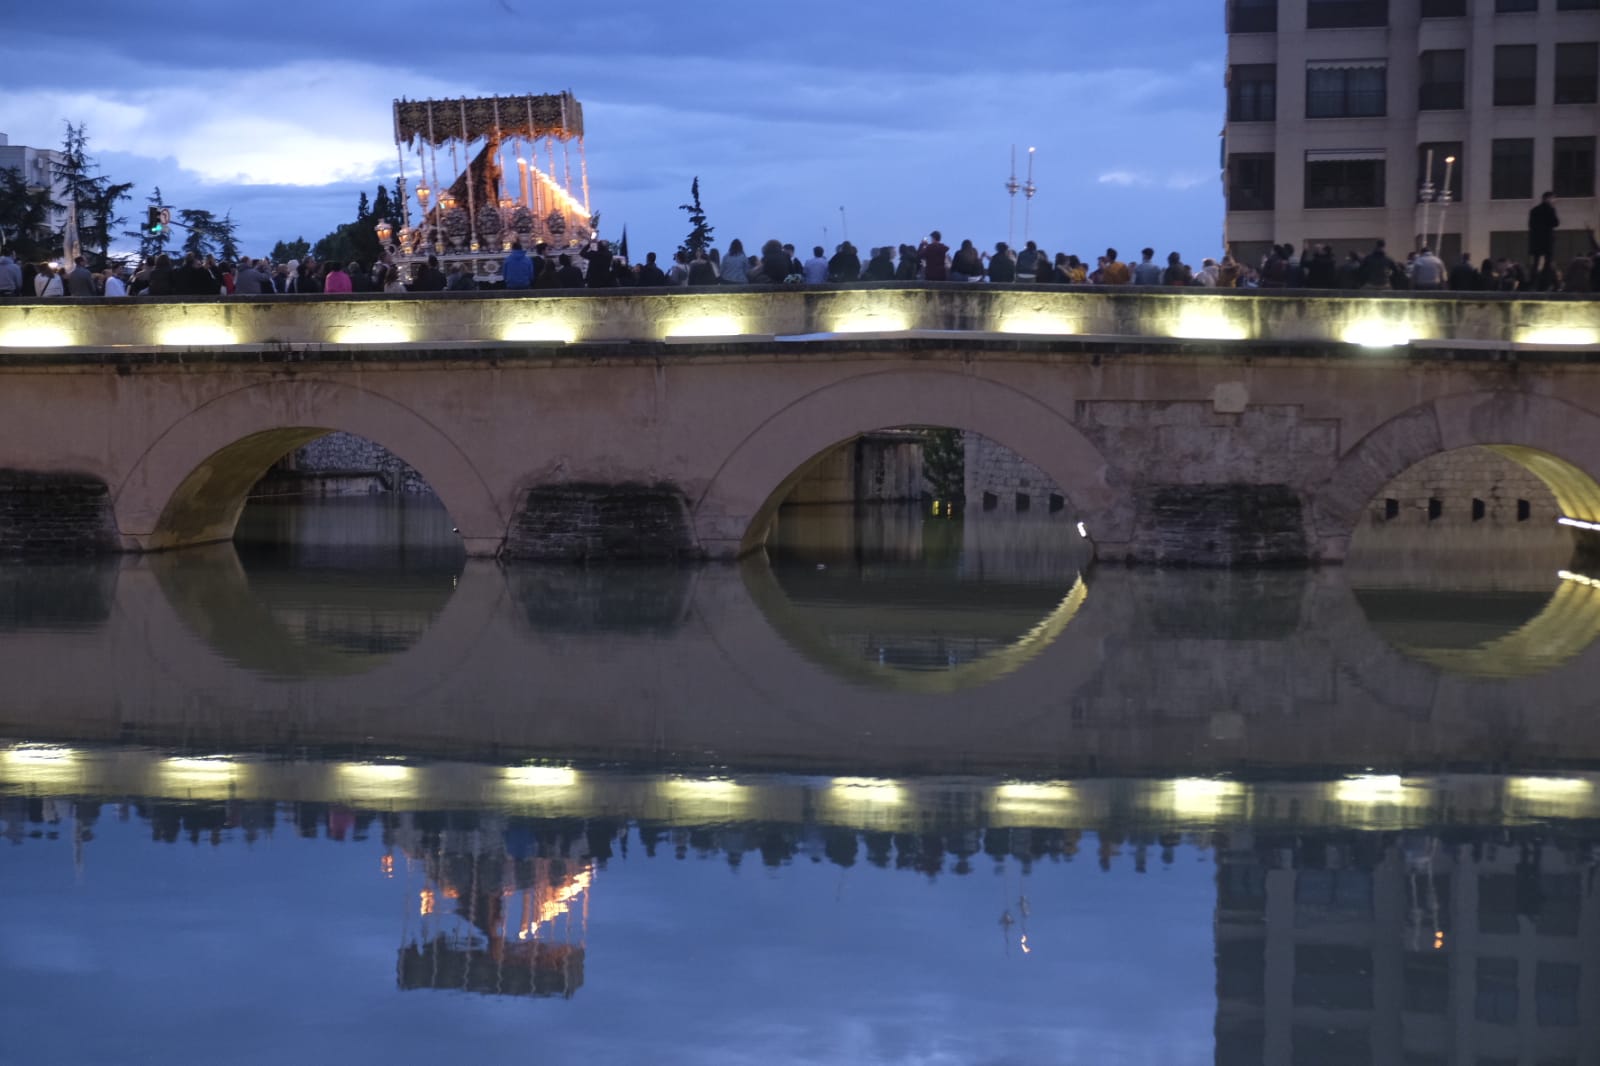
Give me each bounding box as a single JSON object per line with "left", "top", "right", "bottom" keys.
{"left": 998, "top": 313, "right": 1077, "bottom": 335}
{"left": 502, "top": 321, "right": 576, "bottom": 343}
{"left": 332, "top": 324, "right": 413, "bottom": 345}
{"left": 1169, "top": 309, "right": 1248, "bottom": 341}
{"left": 1341, "top": 320, "right": 1413, "bottom": 347}
{"left": 1519, "top": 327, "right": 1599, "bottom": 346}
{"left": 993, "top": 781, "right": 1074, "bottom": 820}
{"left": 0, "top": 744, "right": 80, "bottom": 789}
{"left": 830, "top": 776, "right": 905, "bottom": 805}
{"left": 663, "top": 315, "right": 745, "bottom": 339}
{"left": 158, "top": 324, "right": 237, "bottom": 346}
{"left": 1165, "top": 777, "right": 1245, "bottom": 818}
{"left": 830, "top": 313, "right": 910, "bottom": 334}
{"left": 0, "top": 326, "right": 74, "bottom": 347}
{"left": 1507, "top": 775, "right": 1595, "bottom": 799}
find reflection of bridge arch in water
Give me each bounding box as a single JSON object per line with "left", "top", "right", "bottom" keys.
{"left": 738, "top": 558, "right": 1089, "bottom": 695}
{"left": 1353, "top": 571, "right": 1600, "bottom": 681}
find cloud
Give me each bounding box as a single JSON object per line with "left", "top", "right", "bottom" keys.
{"left": 1098, "top": 171, "right": 1151, "bottom": 187}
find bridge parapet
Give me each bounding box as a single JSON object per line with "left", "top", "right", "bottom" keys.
{"left": 0, "top": 285, "right": 1595, "bottom": 352}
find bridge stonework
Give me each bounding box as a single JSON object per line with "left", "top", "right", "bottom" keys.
{"left": 1, "top": 285, "right": 1597, "bottom": 566}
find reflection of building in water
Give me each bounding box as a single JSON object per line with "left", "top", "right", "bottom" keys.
{"left": 1215, "top": 830, "right": 1600, "bottom": 1065}
{"left": 392, "top": 812, "right": 591, "bottom": 999}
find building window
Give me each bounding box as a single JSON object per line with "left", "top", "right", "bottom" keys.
{"left": 1491, "top": 139, "right": 1535, "bottom": 199}
{"left": 1306, "top": 155, "right": 1386, "bottom": 208}
{"left": 1422, "top": 0, "right": 1466, "bottom": 14}
{"left": 1476, "top": 958, "right": 1520, "bottom": 1025}
{"left": 1497, "top": 0, "right": 1538, "bottom": 10}
{"left": 1307, "top": 0, "right": 1388, "bottom": 28}
{"left": 1559, "top": 0, "right": 1599, "bottom": 9}
{"left": 1419, "top": 49, "right": 1466, "bottom": 109}
{"left": 1418, "top": 142, "right": 1464, "bottom": 202}
{"left": 1308, "top": 63, "right": 1387, "bottom": 117}
{"left": 1555, "top": 42, "right": 1599, "bottom": 104}
{"left": 1536, "top": 962, "right": 1580, "bottom": 1027}
{"left": 1494, "top": 45, "right": 1538, "bottom": 106}
{"left": 1228, "top": 153, "right": 1276, "bottom": 210}
{"left": 1404, "top": 952, "right": 1451, "bottom": 1015}
{"left": 1230, "top": 65, "right": 1277, "bottom": 121}
{"left": 1293, "top": 946, "right": 1374, "bottom": 1010}
{"left": 1554, "top": 137, "right": 1597, "bottom": 198}
{"left": 1230, "top": 0, "right": 1279, "bottom": 32}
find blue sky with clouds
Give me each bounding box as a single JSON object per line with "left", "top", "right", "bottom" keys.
{"left": 3, "top": 0, "right": 1226, "bottom": 262}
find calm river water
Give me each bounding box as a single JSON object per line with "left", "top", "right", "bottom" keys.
{"left": 3, "top": 497, "right": 1599, "bottom": 1065}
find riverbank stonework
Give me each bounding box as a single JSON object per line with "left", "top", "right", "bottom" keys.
{"left": 963, "top": 433, "right": 1063, "bottom": 510}
{"left": 0, "top": 470, "right": 115, "bottom": 556}
{"left": 274, "top": 433, "right": 435, "bottom": 496}
{"left": 502, "top": 483, "right": 698, "bottom": 562}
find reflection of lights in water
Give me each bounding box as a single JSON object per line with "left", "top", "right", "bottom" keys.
{"left": 516, "top": 868, "right": 594, "bottom": 941}
{"left": 419, "top": 889, "right": 435, "bottom": 916}
{"left": 1333, "top": 774, "right": 1408, "bottom": 804}
{"left": 1508, "top": 775, "right": 1594, "bottom": 798}
{"left": 830, "top": 776, "right": 904, "bottom": 806}
{"left": 1165, "top": 778, "right": 1245, "bottom": 818}
{"left": 381, "top": 854, "right": 395, "bottom": 878}
{"left": 1020, "top": 934, "right": 1031, "bottom": 955}
{"left": 338, "top": 760, "right": 420, "bottom": 803}
{"left": 1076, "top": 522, "right": 1087, "bottom": 538}
{"left": 159, "top": 756, "right": 246, "bottom": 794}
{"left": 503, "top": 765, "right": 579, "bottom": 789}
{"left": 994, "top": 781, "right": 1074, "bottom": 821}
{"left": 0, "top": 744, "right": 81, "bottom": 790}
{"left": 1558, "top": 518, "right": 1600, "bottom": 533}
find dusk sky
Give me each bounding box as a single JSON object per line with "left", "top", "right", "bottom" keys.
{"left": 5, "top": 0, "right": 1226, "bottom": 263}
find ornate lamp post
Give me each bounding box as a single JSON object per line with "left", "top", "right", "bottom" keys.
{"left": 374, "top": 219, "right": 394, "bottom": 249}
{"left": 1435, "top": 155, "right": 1456, "bottom": 254}
{"left": 1005, "top": 146, "right": 1021, "bottom": 248}
{"left": 1418, "top": 147, "right": 1436, "bottom": 251}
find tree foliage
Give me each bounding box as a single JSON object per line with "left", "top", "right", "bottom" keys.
{"left": 0, "top": 166, "right": 60, "bottom": 263}
{"left": 677, "top": 177, "right": 714, "bottom": 258}
{"left": 271, "top": 237, "right": 310, "bottom": 262}
{"left": 51, "top": 122, "right": 132, "bottom": 266}
{"left": 306, "top": 183, "right": 395, "bottom": 267}
{"left": 179, "top": 208, "right": 218, "bottom": 257}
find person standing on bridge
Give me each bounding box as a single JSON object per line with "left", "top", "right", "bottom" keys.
{"left": 502, "top": 241, "right": 534, "bottom": 290}
{"left": 0, "top": 248, "right": 22, "bottom": 297}
{"left": 1528, "top": 192, "right": 1559, "bottom": 274}
{"left": 919, "top": 232, "right": 950, "bottom": 281}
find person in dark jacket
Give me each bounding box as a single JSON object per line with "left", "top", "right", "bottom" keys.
{"left": 636, "top": 251, "right": 667, "bottom": 286}
{"left": 1359, "top": 240, "right": 1393, "bottom": 289}
{"left": 556, "top": 254, "right": 585, "bottom": 287}
{"left": 862, "top": 246, "right": 896, "bottom": 281}
{"left": 827, "top": 242, "right": 860, "bottom": 282}
{"left": 409, "top": 255, "right": 447, "bottom": 292}
{"left": 1528, "top": 192, "right": 1559, "bottom": 272}
{"left": 173, "top": 253, "right": 217, "bottom": 295}
{"left": 1303, "top": 245, "right": 1337, "bottom": 289}
{"left": 501, "top": 242, "right": 534, "bottom": 289}
{"left": 582, "top": 241, "right": 616, "bottom": 287}
{"left": 1448, "top": 254, "right": 1481, "bottom": 291}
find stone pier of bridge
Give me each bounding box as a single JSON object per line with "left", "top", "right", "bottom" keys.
{"left": 1, "top": 284, "right": 1598, "bottom": 566}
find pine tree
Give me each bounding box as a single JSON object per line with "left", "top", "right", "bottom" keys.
{"left": 357, "top": 191, "right": 371, "bottom": 222}
{"left": 51, "top": 122, "right": 132, "bottom": 266}
{"left": 270, "top": 237, "right": 311, "bottom": 262}
{"left": 179, "top": 208, "right": 218, "bottom": 257}
{"left": 213, "top": 212, "right": 241, "bottom": 262}
{"left": 0, "top": 166, "right": 59, "bottom": 262}
{"left": 922, "top": 429, "right": 965, "bottom": 502}
{"left": 677, "top": 177, "right": 714, "bottom": 258}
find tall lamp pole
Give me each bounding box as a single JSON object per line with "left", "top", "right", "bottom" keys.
{"left": 1022, "top": 147, "right": 1037, "bottom": 243}
{"left": 839, "top": 205, "right": 848, "bottom": 242}
{"left": 1418, "top": 148, "right": 1436, "bottom": 251}
{"left": 1005, "top": 145, "right": 1021, "bottom": 248}
{"left": 1435, "top": 155, "right": 1456, "bottom": 253}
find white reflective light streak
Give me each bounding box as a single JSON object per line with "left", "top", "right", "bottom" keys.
{"left": 1557, "top": 517, "right": 1600, "bottom": 533}
{"left": 1333, "top": 774, "right": 1407, "bottom": 804}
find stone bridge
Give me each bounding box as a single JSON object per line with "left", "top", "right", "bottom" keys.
{"left": 0, "top": 285, "right": 1597, "bottom": 564}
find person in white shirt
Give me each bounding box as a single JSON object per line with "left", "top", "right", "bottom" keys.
{"left": 1410, "top": 247, "right": 1446, "bottom": 290}
{"left": 102, "top": 268, "right": 128, "bottom": 297}
{"left": 803, "top": 245, "right": 829, "bottom": 285}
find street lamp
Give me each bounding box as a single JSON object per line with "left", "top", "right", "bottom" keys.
{"left": 1005, "top": 145, "right": 1021, "bottom": 248}
{"left": 1023, "top": 147, "right": 1037, "bottom": 243}
{"left": 1435, "top": 155, "right": 1456, "bottom": 254}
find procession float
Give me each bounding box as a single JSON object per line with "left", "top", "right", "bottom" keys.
{"left": 390, "top": 91, "right": 596, "bottom": 284}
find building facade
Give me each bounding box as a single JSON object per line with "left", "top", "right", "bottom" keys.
{"left": 0, "top": 132, "right": 70, "bottom": 243}
{"left": 1223, "top": 0, "right": 1600, "bottom": 269}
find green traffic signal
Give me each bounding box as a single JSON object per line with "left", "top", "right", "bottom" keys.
{"left": 146, "top": 206, "right": 164, "bottom": 235}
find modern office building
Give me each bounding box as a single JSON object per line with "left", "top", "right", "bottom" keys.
{"left": 1223, "top": 0, "right": 1600, "bottom": 269}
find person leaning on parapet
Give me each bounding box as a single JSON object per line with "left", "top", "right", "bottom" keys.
{"left": 502, "top": 240, "right": 534, "bottom": 290}
{"left": 233, "top": 258, "right": 269, "bottom": 295}
{"left": 101, "top": 265, "right": 128, "bottom": 297}
{"left": 0, "top": 247, "right": 22, "bottom": 297}
{"left": 1410, "top": 245, "right": 1446, "bottom": 291}
{"left": 1358, "top": 240, "right": 1394, "bottom": 290}
{"left": 1528, "top": 192, "right": 1559, "bottom": 273}
{"left": 1099, "top": 248, "right": 1131, "bottom": 285}
{"left": 919, "top": 232, "right": 950, "bottom": 281}
{"left": 636, "top": 251, "right": 667, "bottom": 286}
{"left": 64, "top": 255, "right": 96, "bottom": 297}
{"left": 1131, "top": 248, "right": 1164, "bottom": 286}
{"left": 409, "top": 254, "right": 447, "bottom": 292}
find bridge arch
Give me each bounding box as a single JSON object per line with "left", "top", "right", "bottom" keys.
{"left": 1313, "top": 391, "right": 1600, "bottom": 559}
{"left": 690, "top": 367, "right": 1127, "bottom": 558}
{"left": 113, "top": 379, "right": 506, "bottom": 555}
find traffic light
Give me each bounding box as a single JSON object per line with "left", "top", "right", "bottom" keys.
{"left": 146, "top": 207, "right": 164, "bottom": 235}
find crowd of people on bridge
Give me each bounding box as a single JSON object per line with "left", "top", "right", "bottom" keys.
{"left": 3, "top": 193, "right": 1596, "bottom": 298}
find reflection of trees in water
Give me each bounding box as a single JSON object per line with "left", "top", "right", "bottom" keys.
{"left": 508, "top": 565, "right": 695, "bottom": 636}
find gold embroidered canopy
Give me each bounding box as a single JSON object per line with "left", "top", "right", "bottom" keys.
{"left": 394, "top": 92, "right": 585, "bottom": 147}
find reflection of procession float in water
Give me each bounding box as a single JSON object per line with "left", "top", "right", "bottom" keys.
{"left": 390, "top": 91, "right": 597, "bottom": 284}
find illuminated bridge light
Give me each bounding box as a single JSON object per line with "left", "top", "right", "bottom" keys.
{"left": 993, "top": 781, "right": 1074, "bottom": 820}
{"left": 1519, "top": 327, "right": 1599, "bottom": 346}
{"left": 502, "top": 764, "right": 579, "bottom": 789}
{"left": 830, "top": 776, "right": 905, "bottom": 805}
{"left": 663, "top": 315, "right": 745, "bottom": 339}
{"left": 1168, "top": 309, "right": 1248, "bottom": 341}
{"left": 830, "top": 313, "right": 910, "bottom": 334}
{"left": 331, "top": 323, "right": 412, "bottom": 345}
{"left": 1507, "top": 776, "right": 1596, "bottom": 800}
{"left": 1342, "top": 320, "right": 1413, "bottom": 347}
{"left": 502, "top": 321, "right": 576, "bottom": 343}
{"left": 158, "top": 324, "right": 237, "bottom": 346}
{"left": 998, "top": 313, "right": 1077, "bottom": 335}
{"left": 1164, "top": 777, "right": 1246, "bottom": 819}
{"left": 0, "top": 326, "right": 74, "bottom": 348}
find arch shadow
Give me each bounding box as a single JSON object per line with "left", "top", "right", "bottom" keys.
{"left": 690, "top": 367, "right": 1127, "bottom": 558}
{"left": 1315, "top": 392, "right": 1600, "bottom": 557}
{"left": 112, "top": 380, "right": 506, "bottom": 555}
